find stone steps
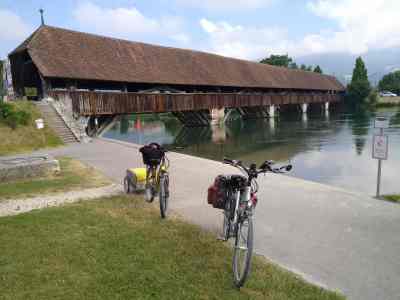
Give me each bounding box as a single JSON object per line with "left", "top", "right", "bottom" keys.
{"left": 35, "top": 102, "right": 79, "bottom": 144}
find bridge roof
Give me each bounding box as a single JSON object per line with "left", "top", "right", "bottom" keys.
{"left": 11, "top": 25, "right": 344, "bottom": 92}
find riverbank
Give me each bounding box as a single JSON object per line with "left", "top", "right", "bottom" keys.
{"left": 24, "top": 138, "right": 400, "bottom": 300}
{"left": 375, "top": 96, "right": 400, "bottom": 107}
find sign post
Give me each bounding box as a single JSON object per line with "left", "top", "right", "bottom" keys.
{"left": 373, "top": 117, "right": 389, "bottom": 198}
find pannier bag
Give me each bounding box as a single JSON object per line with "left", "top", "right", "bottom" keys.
{"left": 140, "top": 143, "right": 165, "bottom": 166}
{"left": 207, "top": 175, "right": 229, "bottom": 209}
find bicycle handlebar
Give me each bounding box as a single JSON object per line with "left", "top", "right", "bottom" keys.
{"left": 223, "top": 157, "right": 292, "bottom": 175}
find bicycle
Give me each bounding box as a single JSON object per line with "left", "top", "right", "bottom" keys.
{"left": 124, "top": 143, "right": 170, "bottom": 218}
{"left": 216, "top": 158, "right": 292, "bottom": 287}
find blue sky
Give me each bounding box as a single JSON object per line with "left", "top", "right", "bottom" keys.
{"left": 1, "top": 0, "right": 400, "bottom": 66}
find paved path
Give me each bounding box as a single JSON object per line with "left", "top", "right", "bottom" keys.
{"left": 20, "top": 139, "right": 400, "bottom": 299}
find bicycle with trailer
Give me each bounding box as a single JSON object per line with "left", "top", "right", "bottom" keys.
{"left": 124, "top": 143, "right": 170, "bottom": 218}
{"left": 208, "top": 158, "right": 292, "bottom": 287}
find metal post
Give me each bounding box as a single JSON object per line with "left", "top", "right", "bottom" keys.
{"left": 376, "top": 128, "right": 383, "bottom": 198}
{"left": 376, "top": 159, "right": 382, "bottom": 198}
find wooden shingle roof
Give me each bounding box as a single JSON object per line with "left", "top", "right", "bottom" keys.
{"left": 11, "top": 25, "right": 344, "bottom": 91}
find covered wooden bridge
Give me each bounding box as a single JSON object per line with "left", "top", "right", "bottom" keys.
{"left": 9, "top": 25, "right": 344, "bottom": 128}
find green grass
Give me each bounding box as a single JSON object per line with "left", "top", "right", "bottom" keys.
{"left": 0, "top": 157, "right": 111, "bottom": 200}
{"left": 0, "top": 196, "right": 345, "bottom": 300}
{"left": 0, "top": 101, "right": 63, "bottom": 156}
{"left": 382, "top": 195, "right": 400, "bottom": 203}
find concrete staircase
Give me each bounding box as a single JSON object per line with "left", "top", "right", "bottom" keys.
{"left": 36, "top": 102, "right": 79, "bottom": 144}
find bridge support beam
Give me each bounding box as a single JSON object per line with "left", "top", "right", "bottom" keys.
{"left": 172, "top": 110, "right": 211, "bottom": 127}
{"left": 238, "top": 105, "right": 277, "bottom": 119}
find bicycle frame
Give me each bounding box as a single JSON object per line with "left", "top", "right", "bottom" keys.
{"left": 146, "top": 157, "right": 169, "bottom": 192}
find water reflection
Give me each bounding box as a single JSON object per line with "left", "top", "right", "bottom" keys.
{"left": 349, "top": 110, "right": 371, "bottom": 156}
{"left": 103, "top": 108, "right": 400, "bottom": 195}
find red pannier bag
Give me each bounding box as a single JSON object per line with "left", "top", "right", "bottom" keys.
{"left": 207, "top": 175, "right": 229, "bottom": 209}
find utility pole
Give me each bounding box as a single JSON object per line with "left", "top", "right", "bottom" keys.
{"left": 39, "top": 8, "right": 45, "bottom": 26}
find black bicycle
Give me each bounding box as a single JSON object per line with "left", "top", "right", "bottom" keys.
{"left": 220, "top": 158, "right": 292, "bottom": 287}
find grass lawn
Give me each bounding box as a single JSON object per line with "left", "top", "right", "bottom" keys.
{"left": 0, "top": 157, "right": 111, "bottom": 200}
{"left": 0, "top": 196, "right": 345, "bottom": 300}
{"left": 382, "top": 195, "right": 400, "bottom": 203}
{"left": 0, "top": 101, "right": 63, "bottom": 156}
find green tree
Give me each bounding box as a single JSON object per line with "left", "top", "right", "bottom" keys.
{"left": 289, "top": 62, "right": 298, "bottom": 69}
{"left": 314, "top": 65, "right": 323, "bottom": 74}
{"left": 0, "top": 60, "right": 4, "bottom": 98}
{"left": 378, "top": 70, "right": 400, "bottom": 95}
{"left": 260, "top": 54, "right": 293, "bottom": 67}
{"left": 300, "top": 64, "right": 307, "bottom": 71}
{"left": 347, "top": 57, "right": 371, "bottom": 104}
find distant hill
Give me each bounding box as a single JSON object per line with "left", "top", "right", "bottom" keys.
{"left": 296, "top": 48, "right": 400, "bottom": 86}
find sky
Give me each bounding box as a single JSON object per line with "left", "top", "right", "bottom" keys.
{"left": 1, "top": 0, "right": 400, "bottom": 75}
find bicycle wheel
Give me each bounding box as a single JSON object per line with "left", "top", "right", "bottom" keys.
{"left": 145, "top": 168, "right": 156, "bottom": 203}
{"left": 222, "top": 198, "right": 232, "bottom": 240}
{"left": 123, "top": 176, "right": 131, "bottom": 194}
{"left": 232, "top": 216, "right": 254, "bottom": 288}
{"left": 222, "top": 211, "right": 231, "bottom": 241}
{"left": 159, "top": 174, "right": 169, "bottom": 218}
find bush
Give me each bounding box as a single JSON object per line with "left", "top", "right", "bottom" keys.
{"left": 0, "top": 102, "right": 32, "bottom": 129}
{"left": 367, "top": 89, "right": 379, "bottom": 105}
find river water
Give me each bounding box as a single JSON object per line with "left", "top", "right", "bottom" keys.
{"left": 103, "top": 107, "right": 400, "bottom": 195}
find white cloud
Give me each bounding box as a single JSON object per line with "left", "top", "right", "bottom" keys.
{"left": 176, "top": 0, "right": 273, "bottom": 11}
{"left": 307, "top": 0, "right": 400, "bottom": 54}
{"left": 199, "top": 18, "right": 289, "bottom": 59}
{"left": 0, "top": 9, "right": 32, "bottom": 42}
{"left": 199, "top": 0, "right": 400, "bottom": 60}
{"left": 73, "top": 2, "right": 189, "bottom": 45}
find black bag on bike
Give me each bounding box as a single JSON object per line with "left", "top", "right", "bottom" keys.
{"left": 207, "top": 175, "right": 229, "bottom": 209}
{"left": 139, "top": 143, "right": 165, "bottom": 166}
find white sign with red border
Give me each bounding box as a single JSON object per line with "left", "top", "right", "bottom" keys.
{"left": 372, "top": 134, "right": 388, "bottom": 160}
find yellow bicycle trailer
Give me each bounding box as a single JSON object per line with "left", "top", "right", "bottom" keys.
{"left": 124, "top": 166, "right": 167, "bottom": 193}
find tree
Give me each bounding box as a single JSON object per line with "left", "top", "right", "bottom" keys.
{"left": 300, "top": 64, "right": 307, "bottom": 71}
{"left": 260, "top": 54, "right": 293, "bottom": 67}
{"left": 0, "top": 60, "right": 3, "bottom": 98}
{"left": 306, "top": 65, "right": 313, "bottom": 72}
{"left": 289, "top": 62, "right": 298, "bottom": 69}
{"left": 314, "top": 65, "right": 323, "bottom": 74}
{"left": 347, "top": 57, "right": 371, "bottom": 104}
{"left": 378, "top": 70, "right": 400, "bottom": 95}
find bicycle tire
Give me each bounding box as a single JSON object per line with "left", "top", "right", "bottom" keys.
{"left": 232, "top": 216, "right": 253, "bottom": 288}
{"left": 222, "top": 212, "right": 231, "bottom": 241}
{"left": 123, "top": 176, "right": 131, "bottom": 194}
{"left": 159, "top": 174, "right": 169, "bottom": 218}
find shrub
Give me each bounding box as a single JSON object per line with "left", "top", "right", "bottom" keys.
{"left": 368, "top": 89, "right": 379, "bottom": 105}
{"left": 0, "top": 102, "right": 32, "bottom": 129}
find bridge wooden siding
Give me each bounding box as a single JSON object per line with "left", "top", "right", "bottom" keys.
{"left": 49, "top": 90, "right": 342, "bottom": 116}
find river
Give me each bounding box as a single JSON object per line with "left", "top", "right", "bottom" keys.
{"left": 103, "top": 107, "right": 400, "bottom": 196}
